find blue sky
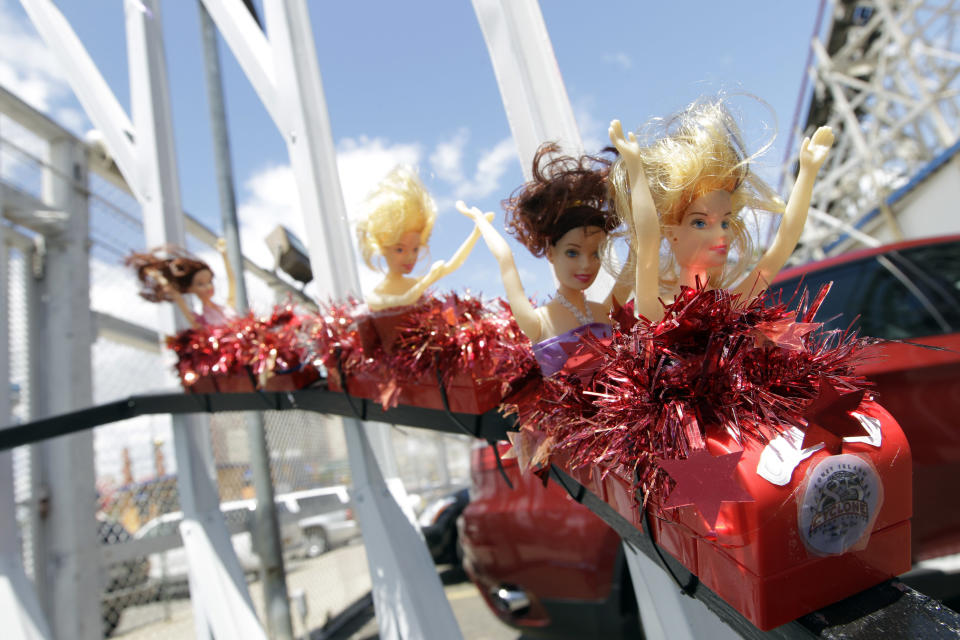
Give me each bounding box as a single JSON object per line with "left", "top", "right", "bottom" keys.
{"left": 0, "top": 0, "right": 826, "bottom": 305}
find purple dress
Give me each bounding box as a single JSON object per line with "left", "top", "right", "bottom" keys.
{"left": 532, "top": 322, "right": 612, "bottom": 377}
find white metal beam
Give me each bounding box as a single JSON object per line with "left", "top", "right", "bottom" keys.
{"left": 0, "top": 195, "right": 52, "bottom": 640}
{"left": 471, "top": 0, "right": 583, "bottom": 174}
{"left": 18, "top": 0, "right": 139, "bottom": 200}
{"left": 198, "top": 0, "right": 282, "bottom": 128}
{"left": 202, "top": 2, "right": 462, "bottom": 637}
{"left": 123, "top": 2, "right": 265, "bottom": 638}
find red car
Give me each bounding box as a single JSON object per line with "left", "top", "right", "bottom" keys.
{"left": 459, "top": 234, "right": 960, "bottom": 634}
{"left": 774, "top": 234, "right": 960, "bottom": 563}
{"left": 459, "top": 443, "right": 640, "bottom": 638}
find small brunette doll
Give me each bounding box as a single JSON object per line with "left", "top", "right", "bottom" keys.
{"left": 608, "top": 97, "right": 834, "bottom": 322}
{"left": 458, "top": 144, "right": 627, "bottom": 376}
{"left": 356, "top": 166, "right": 492, "bottom": 311}
{"left": 126, "top": 239, "right": 236, "bottom": 329}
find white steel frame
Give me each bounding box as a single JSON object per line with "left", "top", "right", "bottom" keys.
{"left": 786, "top": 0, "right": 960, "bottom": 262}
{"left": 199, "top": 2, "right": 462, "bottom": 637}
{"left": 18, "top": 1, "right": 266, "bottom": 638}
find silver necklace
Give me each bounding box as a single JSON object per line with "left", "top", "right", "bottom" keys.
{"left": 555, "top": 290, "right": 594, "bottom": 326}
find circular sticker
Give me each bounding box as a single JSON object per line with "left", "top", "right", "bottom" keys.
{"left": 797, "top": 454, "right": 883, "bottom": 556}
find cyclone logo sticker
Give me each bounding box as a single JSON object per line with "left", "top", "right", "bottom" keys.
{"left": 798, "top": 454, "right": 882, "bottom": 556}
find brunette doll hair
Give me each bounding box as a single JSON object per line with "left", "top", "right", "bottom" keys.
{"left": 504, "top": 143, "right": 619, "bottom": 258}
{"left": 356, "top": 165, "right": 437, "bottom": 272}
{"left": 125, "top": 246, "right": 211, "bottom": 303}
{"left": 609, "top": 96, "right": 785, "bottom": 292}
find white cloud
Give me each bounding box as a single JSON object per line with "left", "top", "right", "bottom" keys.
{"left": 602, "top": 52, "right": 632, "bottom": 70}
{"left": 234, "top": 137, "right": 422, "bottom": 300}
{"left": 573, "top": 98, "right": 607, "bottom": 157}
{"left": 0, "top": 2, "right": 90, "bottom": 135}
{"left": 428, "top": 128, "right": 468, "bottom": 183}
{"left": 335, "top": 136, "right": 421, "bottom": 222}
{"left": 428, "top": 130, "right": 517, "bottom": 202}
{"left": 457, "top": 137, "right": 516, "bottom": 200}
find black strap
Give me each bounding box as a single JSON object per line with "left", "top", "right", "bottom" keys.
{"left": 433, "top": 367, "right": 513, "bottom": 489}
{"left": 491, "top": 443, "right": 514, "bottom": 490}
{"left": 551, "top": 465, "right": 586, "bottom": 503}
{"left": 642, "top": 505, "right": 699, "bottom": 597}
{"left": 434, "top": 367, "right": 480, "bottom": 438}
{"left": 335, "top": 348, "right": 367, "bottom": 422}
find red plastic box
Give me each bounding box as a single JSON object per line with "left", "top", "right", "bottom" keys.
{"left": 557, "top": 400, "right": 912, "bottom": 630}
{"left": 327, "top": 368, "right": 502, "bottom": 415}
{"left": 261, "top": 365, "right": 321, "bottom": 392}
{"left": 184, "top": 371, "right": 256, "bottom": 393}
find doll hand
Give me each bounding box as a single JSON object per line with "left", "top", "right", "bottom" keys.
{"left": 456, "top": 200, "right": 482, "bottom": 221}
{"left": 798, "top": 126, "right": 834, "bottom": 172}
{"left": 426, "top": 259, "right": 446, "bottom": 280}
{"left": 215, "top": 237, "right": 228, "bottom": 254}
{"left": 609, "top": 120, "right": 641, "bottom": 165}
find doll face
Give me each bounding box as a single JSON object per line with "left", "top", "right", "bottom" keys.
{"left": 382, "top": 230, "right": 423, "bottom": 275}
{"left": 547, "top": 226, "right": 605, "bottom": 292}
{"left": 667, "top": 189, "right": 734, "bottom": 272}
{"left": 187, "top": 268, "right": 215, "bottom": 302}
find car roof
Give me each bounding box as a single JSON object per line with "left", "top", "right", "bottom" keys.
{"left": 775, "top": 234, "right": 960, "bottom": 282}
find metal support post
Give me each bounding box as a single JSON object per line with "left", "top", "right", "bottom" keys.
{"left": 197, "top": 4, "right": 293, "bottom": 636}
{"left": 623, "top": 542, "right": 739, "bottom": 640}
{"left": 125, "top": 2, "right": 266, "bottom": 637}
{"left": 0, "top": 211, "right": 52, "bottom": 639}
{"left": 18, "top": 0, "right": 268, "bottom": 635}
{"left": 30, "top": 137, "right": 99, "bottom": 640}
{"left": 199, "top": 2, "right": 462, "bottom": 636}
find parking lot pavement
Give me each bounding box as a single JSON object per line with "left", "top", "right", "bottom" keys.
{"left": 326, "top": 565, "right": 521, "bottom": 640}
{"left": 113, "top": 544, "right": 519, "bottom": 639}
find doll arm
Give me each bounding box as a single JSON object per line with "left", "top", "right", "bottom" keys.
{"left": 217, "top": 238, "right": 238, "bottom": 311}
{"left": 609, "top": 120, "right": 660, "bottom": 320}
{"left": 148, "top": 268, "right": 200, "bottom": 329}
{"left": 456, "top": 200, "right": 542, "bottom": 343}
{"left": 366, "top": 261, "right": 447, "bottom": 311}
{"left": 433, "top": 211, "right": 495, "bottom": 279}
{"left": 604, "top": 247, "right": 636, "bottom": 308}
{"left": 366, "top": 214, "right": 495, "bottom": 311}
{"left": 734, "top": 126, "right": 834, "bottom": 300}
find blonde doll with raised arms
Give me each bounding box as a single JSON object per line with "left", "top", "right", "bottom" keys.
{"left": 356, "top": 166, "right": 492, "bottom": 311}
{"left": 608, "top": 98, "right": 834, "bottom": 322}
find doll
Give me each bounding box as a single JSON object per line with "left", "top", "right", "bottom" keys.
{"left": 356, "top": 165, "right": 491, "bottom": 311}
{"left": 458, "top": 143, "right": 628, "bottom": 376}
{"left": 608, "top": 98, "right": 834, "bottom": 322}
{"left": 126, "top": 239, "right": 236, "bottom": 329}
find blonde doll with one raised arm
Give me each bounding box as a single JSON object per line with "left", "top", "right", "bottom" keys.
{"left": 608, "top": 98, "right": 834, "bottom": 322}
{"left": 458, "top": 144, "right": 629, "bottom": 377}
{"left": 356, "top": 166, "right": 491, "bottom": 311}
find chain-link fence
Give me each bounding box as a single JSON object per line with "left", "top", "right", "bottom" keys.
{"left": 3, "top": 97, "right": 472, "bottom": 639}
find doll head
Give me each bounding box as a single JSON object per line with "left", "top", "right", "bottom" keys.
{"left": 611, "top": 97, "right": 785, "bottom": 290}
{"left": 504, "top": 143, "right": 619, "bottom": 291}
{"left": 356, "top": 166, "right": 437, "bottom": 275}
{"left": 126, "top": 247, "right": 214, "bottom": 303}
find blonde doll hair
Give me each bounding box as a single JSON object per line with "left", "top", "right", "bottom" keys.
{"left": 610, "top": 97, "right": 785, "bottom": 292}
{"left": 356, "top": 166, "right": 437, "bottom": 272}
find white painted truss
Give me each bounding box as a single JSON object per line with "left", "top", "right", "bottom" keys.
{"left": 785, "top": 0, "right": 960, "bottom": 262}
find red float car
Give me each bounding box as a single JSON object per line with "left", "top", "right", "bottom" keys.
{"left": 458, "top": 234, "right": 960, "bottom": 636}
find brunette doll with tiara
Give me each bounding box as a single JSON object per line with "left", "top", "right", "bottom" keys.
{"left": 458, "top": 143, "right": 629, "bottom": 377}
{"left": 356, "top": 165, "right": 492, "bottom": 312}
{"left": 607, "top": 97, "right": 834, "bottom": 322}
{"left": 126, "top": 239, "right": 237, "bottom": 329}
